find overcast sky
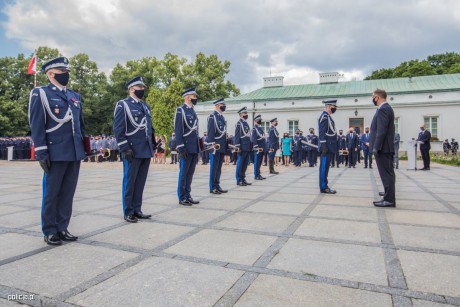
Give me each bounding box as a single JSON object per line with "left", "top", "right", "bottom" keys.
{"left": 1, "top": 0, "right": 459, "bottom": 93}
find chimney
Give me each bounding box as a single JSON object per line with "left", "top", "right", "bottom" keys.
{"left": 263, "top": 76, "right": 284, "bottom": 87}
{"left": 319, "top": 72, "right": 343, "bottom": 84}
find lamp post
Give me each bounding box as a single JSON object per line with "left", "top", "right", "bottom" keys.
{"left": 354, "top": 108, "right": 358, "bottom": 116}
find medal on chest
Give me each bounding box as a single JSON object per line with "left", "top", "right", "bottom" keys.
{"left": 54, "top": 105, "right": 59, "bottom": 114}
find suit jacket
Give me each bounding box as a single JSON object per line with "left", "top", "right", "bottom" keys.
{"left": 346, "top": 133, "right": 358, "bottom": 150}
{"left": 113, "top": 96, "right": 155, "bottom": 158}
{"left": 206, "top": 111, "right": 227, "bottom": 153}
{"left": 173, "top": 104, "right": 200, "bottom": 154}
{"left": 318, "top": 111, "right": 337, "bottom": 153}
{"left": 28, "top": 84, "right": 86, "bottom": 161}
{"left": 360, "top": 133, "right": 371, "bottom": 152}
{"left": 251, "top": 124, "right": 266, "bottom": 151}
{"left": 268, "top": 126, "right": 280, "bottom": 150}
{"left": 369, "top": 102, "right": 395, "bottom": 154}
{"left": 234, "top": 119, "right": 252, "bottom": 152}
{"left": 417, "top": 130, "right": 431, "bottom": 150}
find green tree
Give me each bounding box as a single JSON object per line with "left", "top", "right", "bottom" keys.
{"left": 69, "top": 53, "right": 110, "bottom": 134}
{"left": 366, "top": 52, "right": 460, "bottom": 80}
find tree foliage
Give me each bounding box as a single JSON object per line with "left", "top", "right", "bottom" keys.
{"left": 0, "top": 47, "right": 240, "bottom": 136}
{"left": 365, "top": 52, "right": 460, "bottom": 80}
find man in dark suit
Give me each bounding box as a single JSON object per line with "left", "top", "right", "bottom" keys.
{"left": 416, "top": 123, "right": 431, "bottom": 170}
{"left": 346, "top": 128, "right": 358, "bottom": 168}
{"left": 360, "top": 127, "right": 372, "bottom": 169}
{"left": 369, "top": 88, "right": 396, "bottom": 207}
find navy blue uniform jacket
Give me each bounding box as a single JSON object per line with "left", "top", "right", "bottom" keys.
{"left": 28, "top": 84, "right": 86, "bottom": 161}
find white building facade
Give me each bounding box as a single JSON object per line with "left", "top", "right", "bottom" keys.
{"left": 195, "top": 73, "right": 460, "bottom": 154}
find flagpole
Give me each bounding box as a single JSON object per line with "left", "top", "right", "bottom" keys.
{"left": 34, "top": 72, "right": 36, "bottom": 88}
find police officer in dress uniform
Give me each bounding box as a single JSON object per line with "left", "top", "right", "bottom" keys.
{"left": 318, "top": 99, "right": 338, "bottom": 194}
{"left": 174, "top": 88, "right": 201, "bottom": 206}
{"left": 207, "top": 98, "right": 228, "bottom": 194}
{"left": 268, "top": 118, "right": 280, "bottom": 174}
{"left": 28, "top": 57, "right": 84, "bottom": 245}
{"left": 234, "top": 107, "right": 252, "bottom": 186}
{"left": 113, "top": 76, "right": 154, "bottom": 223}
{"left": 292, "top": 129, "right": 303, "bottom": 167}
{"left": 307, "top": 128, "right": 319, "bottom": 167}
{"left": 252, "top": 114, "right": 266, "bottom": 180}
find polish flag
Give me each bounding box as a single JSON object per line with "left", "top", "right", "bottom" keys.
{"left": 27, "top": 51, "right": 37, "bottom": 74}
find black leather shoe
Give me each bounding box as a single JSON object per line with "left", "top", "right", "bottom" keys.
{"left": 369, "top": 166, "right": 373, "bottom": 169}
{"left": 254, "top": 176, "right": 263, "bottom": 180}
{"left": 243, "top": 180, "right": 252, "bottom": 185}
{"left": 187, "top": 197, "right": 200, "bottom": 204}
{"left": 270, "top": 171, "right": 279, "bottom": 174}
{"left": 217, "top": 187, "right": 228, "bottom": 193}
{"left": 44, "top": 234, "right": 62, "bottom": 246}
{"left": 210, "top": 188, "right": 221, "bottom": 194}
{"left": 58, "top": 230, "right": 78, "bottom": 241}
{"left": 124, "top": 215, "right": 138, "bottom": 223}
{"left": 373, "top": 200, "right": 395, "bottom": 207}
{"left": 379, "top": 192, "right": 384, "bottom": 197}
{"left": 237, "top": 181, "right": 247, "bottom": 186}
{"left": 179, "top": 199, "right": 192, "bottom": 206}
{"left": 134, "top": 212, "right": 152, "bottom": 219}
{"left": 321, "top": 188, "right": 337, "bottom": 194}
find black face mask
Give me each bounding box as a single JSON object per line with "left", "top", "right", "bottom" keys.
{"left": 365, "top": 130, "right": 369, "bottom": 134}
{"left": 54, "top": 72, "right": 70, "bottom": 86}
{"left": 299, "top": 133, "right": 303, "bottom": 136}
{"left": 219, "top": 105, "right": 226, "bottom": 112}
{"left": 242, "top": 115, "right": 248, "bottom": 120}
{"left": 256, "top": 120, "right": 262, "bottom": 125}
{"left": 372, "top": 97, "right": 378, "bottom": 106}
{"left": 295, "top": 132, "right": 299, "bottom": 135}
{"left": 134, "top": 89, "right": 145, "bottom": 99}
{"left": 331, "top": 107, "right": 337, "bottom": 114}
{"left": 274, "top": 123, "right": 278, "bottom": 126}
{"left": 191, "top": 98, "right": 198, "bottom": 105}
{"left": 339, "top": 132, "right": 343, "bottom": 135}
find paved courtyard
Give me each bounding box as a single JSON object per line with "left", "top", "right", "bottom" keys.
{"left": 0, "top": 160, "right": 459, "bottom": 306}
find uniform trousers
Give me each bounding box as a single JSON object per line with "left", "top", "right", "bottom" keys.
{"left": 122, "top": 157, "right": 150, "bottom": 216}
{"left": 319, "top": 152, "right": 334, "bottom": 191}
{"left": 178, "top": 153, "right": 198, "bottom": 201}
{"left": 375, "top": 153, "right": 396, "bottom": 203}
{"left": 209, "top": 152, "right": 224, "bottom": 190}
{"left": 41, "top": 161, "right": 80, "bottom": 235}
{"left": 236, "top": 151, "right": 250, "bottom": 183}
{"left": 307, "top": 150, "right": 317, "bottom": 166}
{"left": 254, "top": 151, "right": 264, "bottom": 177}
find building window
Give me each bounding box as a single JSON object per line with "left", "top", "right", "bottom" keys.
{"left": 288, "top": 120, "right": 299, "bottom": 136}
{"left": 261, "top": 121, "right": 271, "bottom": 134}
{"left": 424, "top": 116, "right": 438, "bottom": 138}
{"left": 394, "top": 117, "right": 399, "bottom": 134}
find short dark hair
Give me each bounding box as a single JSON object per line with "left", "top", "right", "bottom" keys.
{"left": 374, "top": 88, "right": 387, "bottom": 99}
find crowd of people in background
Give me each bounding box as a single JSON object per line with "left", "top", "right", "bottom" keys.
{"left": 1, "top": 133, "right": 458, "bottom": 163}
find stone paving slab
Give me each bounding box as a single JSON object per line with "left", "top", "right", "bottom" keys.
{"left": 0, "top": 243, "right": 137, "bottom": 297}
{"left": 390, "top": 224, "right": 460, "bottom": 252}
{"left": 87, "top": 222, "right": 194, "bottom": 250}
{"left": 235, "top": 274, "right": 392, "bottom": 307}
{"left": 0, "top": 160, "right": 459, "bottom": 306}
{"left": 68, "top": 257, "right": 244, "bottom": 307}
{"left": 267, "top": 238, "right": 388, "bottom": 286}
{"left": 398, "top": 250, "right": 460, "bottom": 297}
{"left": 0, "top": 233, "right": 45, "bottom": 261}
{"left": 295, "top": 217, "right": 382, "bottom": 243}
{"left": 165, "top": 229, "right": 277, "bottom": 265}
{"left": 215, "top": 212, "right": 297, "bottom": 234}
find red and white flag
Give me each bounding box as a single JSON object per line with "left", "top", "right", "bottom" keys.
{"left": 27, "top": 51, "right": 37, "bottom": 74}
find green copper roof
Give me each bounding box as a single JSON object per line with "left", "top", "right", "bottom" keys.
{"left": 223, "top": 73, "right": 460, "bottom": 103}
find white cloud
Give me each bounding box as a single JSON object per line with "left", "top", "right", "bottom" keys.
{"left": 2, "top": 0, "right": 459, "bottom": 93}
